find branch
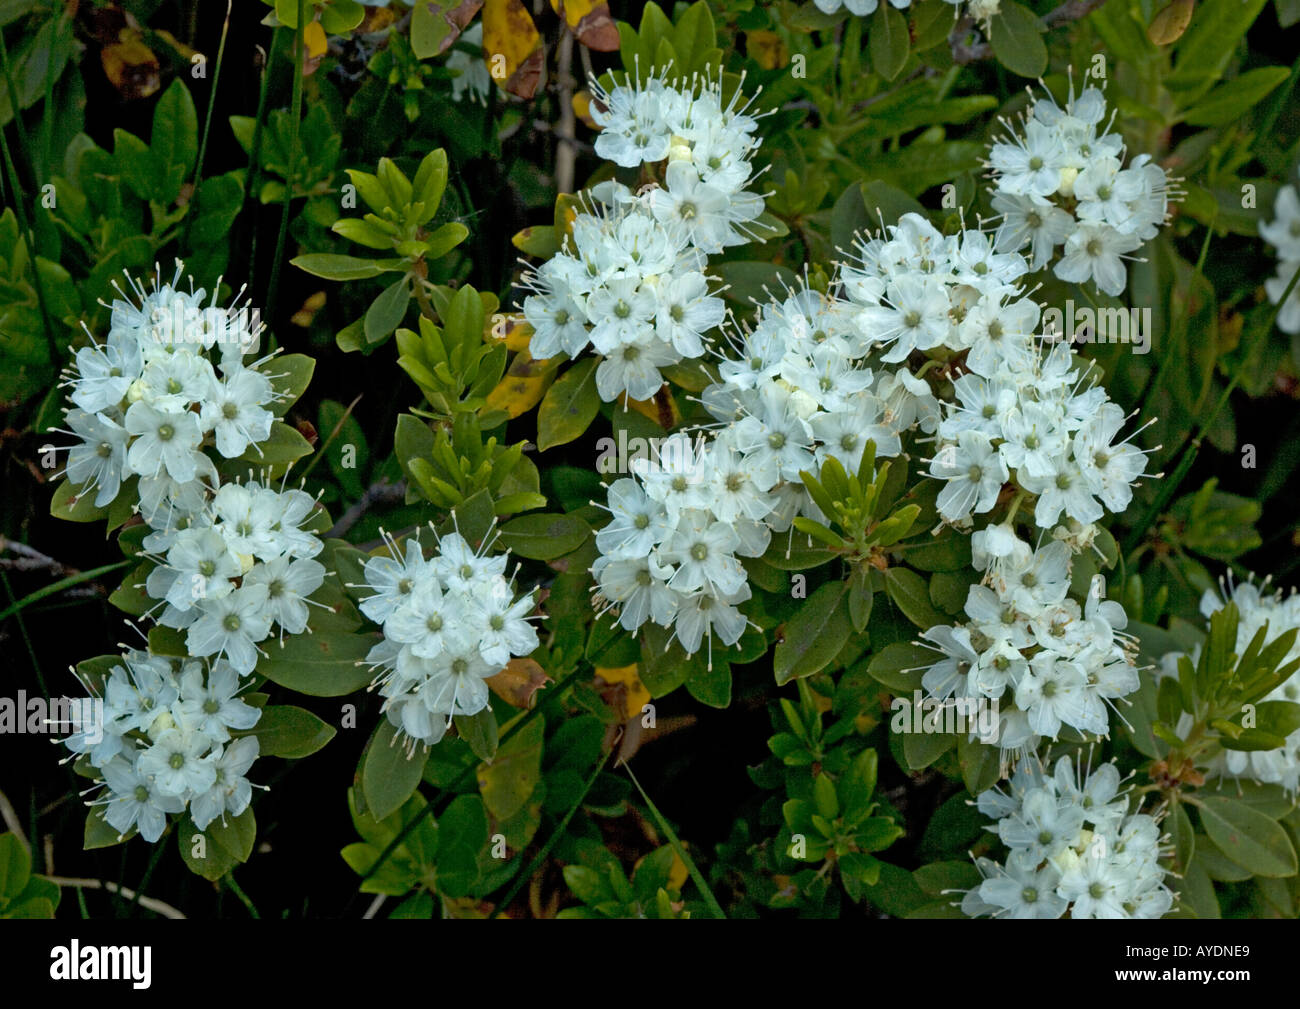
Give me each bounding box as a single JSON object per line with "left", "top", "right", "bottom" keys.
{"left": 44, "top": 877, "right": 187, "bottom": 919}
{"left": 325, "top": 478, "right": 408, "bottom": 539}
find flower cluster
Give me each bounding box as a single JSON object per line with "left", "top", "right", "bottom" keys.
{"left": 961, "top": 755, "right": 1173, "bottom": 918}
{"left": 61, "top": 263, "right": 276, "bottom": 509}
{"left": 523, "top": 196, "right": 724, "bottom": 401}
{"left": 1158, "top": 576, "right": 1300, "bottom": 794}
{"left": 928, "top": 337, "right": 1152, "bottom": 529}
{"left": 141, "top": 477, "right": 327, "bottom": 675}
{"left": 813, "top": 0, "right": 1001, "bottom": 29}
{"left": 704, "top": 285, "right": 941, "bottom": 520}
{"left": 988, "top": 81, "right": 1175, "bottom": 295}
{"left": 1261, "top": 178, "right": 1300, "bottom": 335}
{"left": 522, "top": 72, "right": 768, "bottom": 403}
{"left": 591, "top": 273, "right": 949, "bottom": 661}
{"left": 918, "top": 531, "right": 1140, "bottom": 751}
{"left": 358, "top": 530, "right": 540, "bottom": 747}
{"left": 589, "top": 70, "right": 767, "bottom": 254}
{"left": 64, "top": 650, "right": 262, "bottom": 842}
{"left": 592, "top": 434, "right": 767, "bottom": 665}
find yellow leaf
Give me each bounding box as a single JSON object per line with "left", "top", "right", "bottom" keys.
{"left": 1147, "top": 0, "right": 1195, "bottom": 44}
{"left": 487, "top": 314, "right": 535, "bottom": 352}
{"left": 486, "top": 657, "right": 552, "bottom": 708}
{"left": 549, "top": 0, "right": 620, "bottom": 51}
{"left": 482, "top": 0, "right": 545, "bottom": 99}
{"left": 595, "top": 664, "right": 651, "bottom": 721}
{"left": 572, "top": 90, "right": 598, "bottom": 129}
{"left": 290, "top": 290, "right": 327, "bottom": 327}
{"left": 101, "top": 32, "right": 161, "bottom": 100}
{"left": 304, "top": 20, "right": 328, "bottom": 58}
{"left": 633, "top": 848, "right": 689, "bottom": 892}
{"left": 746, "top": 30, "right": 788, "bottom": 70}
{"left": 618, "top": 387, "right": 680, "bottom": 429}
{"left": 485, "top": 350, "right": 557, "bottom": 418}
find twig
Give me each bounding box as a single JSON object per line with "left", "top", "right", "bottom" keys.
{"left": 555, "top": 30, "right": 577, "bottom": 195}
{"left": 0, "top": 537, "right": 71, "bottom": 575}
{"left": 0, "top": 789, "right": 27, "bottom": 851}
{"left": 325, "top": 479, "right": 408, "bottom": 539}
{"left": 43, "top": 876, "right": 187, "bottom": 919}
{"left": 363, "top": 894, "right": 387, "bottom": 919}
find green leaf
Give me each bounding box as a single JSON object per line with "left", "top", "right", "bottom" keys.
{"left": 957, "top": 733, "right": 1000, "bottom": 795}
{"left": 206, "top": 806, "right": 256, "bottom": 863}
{"left": 884, "top": 567, "right": 945, "bottom": 629}
{"left": 260, "top": 353, "right": 315, "bottom": 417}
{"left": 435, "top": 794, "right": 488, "bottom": 898}
{"left": 988, "top": 1, "right": 1047, "bottom": 78}
{"left": 1198, "top": 796, "right": 1298, "bottom": 877}
{"left": 477, "top": 717, "right": 544, "bottom": 821}
{"left": 537, "top": 359, "right": 600, "bottom": 451}
{"left": 0, "top": 833, "right": 30, "bottom": 901}
{"left": 256, "top": 631, "right": 380, "bottom": 696}
{"left": 364, "top": 277, "right": 411, "bottom": 345}
{"left": 237, "top": 420, "right": 313, "bottom": 466}
{"left": 866, "top": 642, "right": 933, "bottom": 692}
{"left": 291, "top": 253, "right": 402, "bottom": 280}
{"left": 240, "top": 705, "right": 336, "bottom": 758}
{"left": 710, "top": 261, "right": 798, "bottom": 308}
{"left": 1180, "top": 66, "right": 1291, "bottom": 126}
{"left": 1166, "top": 0, "right": 1268, "bottom": 102}
{"left": 773, "top": 581, "right": 851, "bottom": 685}
{"left": 361, "top": 720, "right": 429, "bottom": 821}
{"left": 84, "top": 809, "right": 132, "bottom": 850}
{"left": 685, "top": 660, "right": 732, "bottom": 708}
{"left": 869, "top": 2, "right": 910, "bottom": 82}
{"left": 497, "top": 512, "right": 592, "bottom": 560}
{"left": 151, "top": 79, "right": 198, "bottom": 202}
{"left": 454, "top": 707, "right": 499, "bottom": 762}
{"left": 49, "top": 477, "right": 108, "bottom": 522}
{"left": 178, "top": 815, "right": 238, "bottom": 881}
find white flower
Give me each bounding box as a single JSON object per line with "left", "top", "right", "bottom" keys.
{"left": 97, "top": 756, "right": 186, "bottom": 842}
{"left": 931, "top": 430, "right": 1009, "bottom": 521}
{"left": 199, "top": 364, "right": 275, "bottom": 458}
{"left": 124, "top": 401, "right": 204, "bottom": 483}
{"left": 242, "top": 555, "right": 326, "bottom": 635}
{"left": 1054, "top": 222, "right": 1142, "bottom": 296}
{"left": 64, "top": 410, "right": 130, "bottom": 507}
{"left": 137, "top": 727, "right": 218, "bottom": 797}
{"left": 189, "top": 736, "right": 260, "bottom": 831}
{"left": 174, "top": 660, "right": 260, "bottom": 742}
{"left": 186, "top": 584, "right": 273, "bottom": 674}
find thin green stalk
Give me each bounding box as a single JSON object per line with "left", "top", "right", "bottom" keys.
{"left": 245, "top": 27, "right": 284, "bottom": 288}
{"left": 182, "top": 0, "right": 233, "bottom": 249}
{"left": 0, "top": 31, "right": 55, "bottom": 363}
{"left": 1123, "top": 259, "right": 1300, "bottom": 556}
{"left": 0, "top": 560, "right": 132, "bottom": 623}
{"left": 297, "top": 392, "right": 362, "bottom": 482}
{"left": 1138, "top": 220, "right": 1215, "bottom": 418}
{"left": 625, "top": 763, "right": 726, "bottom": 919}
{"left": 129, "top": 840, "right": 167, "bottom": 917}
{"left": 265, "top": 0, "right": 306, "bottom": 336}
{"left": 360, "top": 667, "right": 585, "bottom": 885}
{"left": 489, "top": 748, "right": 610, "bottom": 918}
{"left": 224, "top": 872, "right": 261, "bottom": 918}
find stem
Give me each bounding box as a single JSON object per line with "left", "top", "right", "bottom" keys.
{"left": 244, "top": 27, "right": 284, "bottom": 288}
{"left": 489, "top": 748, "right": 611, "bottom": 918}
{"left": 1122, "top": 259, "right": 1300, "bottom": 557}
{"left": 266, "top": 0, "right": 306, "bottom": 334}
{"left": 0, "top": 31, "right": 56, "bottom": 364}
{"left": 182, "top": 0, "right": 233, "bottom": 248}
